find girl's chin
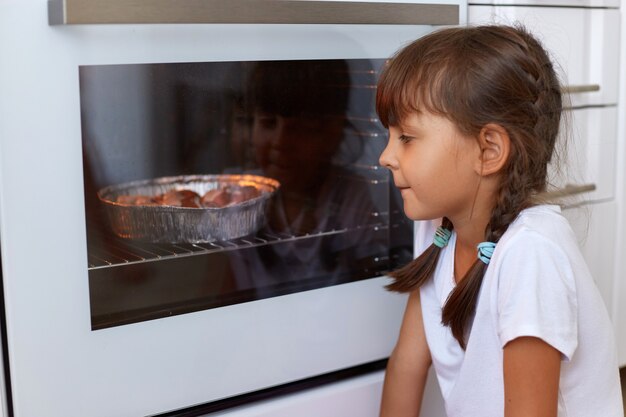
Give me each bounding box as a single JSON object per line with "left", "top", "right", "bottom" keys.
{"left": 401, "top": 205, "right": 421, "bottom": 221}
{"left": 401, "top": 203, "right": 439, "bottom": 222}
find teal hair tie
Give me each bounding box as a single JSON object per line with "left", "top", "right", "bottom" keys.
{"left": 477, "top": 241, "right": 496, "bottom": 264}
{"left": 433, "top": 226, "right": 452, "bottom": 248}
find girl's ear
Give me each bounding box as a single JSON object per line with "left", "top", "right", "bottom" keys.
{"left": 475, "top": 123, "right": 511, "bottom": 176}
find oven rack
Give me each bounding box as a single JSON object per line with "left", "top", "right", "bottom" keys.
{"left": 87, "top": 222, "right": 390, "bottom": 270}
{"left": 344, "top": 130, "right": 385, "bottom": 139}
{"left": 344, "top": 115, "right": 382, "bottom": 123}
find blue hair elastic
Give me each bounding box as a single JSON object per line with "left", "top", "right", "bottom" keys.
{"left": 477, "top": 242, "right": 496, "bottom": 264}
{"left": 433, "top": 226, "right": 452, "bottom": 248}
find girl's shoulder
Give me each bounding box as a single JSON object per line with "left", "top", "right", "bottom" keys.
{"left": 491, "top": 204, "right": 583, "bottom": 283}
{"left": 487, "top": 205, "right": 582, "bottom": 363}
{"left": 500, "top": 204, "right": 573, "bottom": 248}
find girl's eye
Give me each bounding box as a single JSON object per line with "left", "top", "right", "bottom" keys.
{"left": 398, "top": 134, "right": 414, "bottom": 143}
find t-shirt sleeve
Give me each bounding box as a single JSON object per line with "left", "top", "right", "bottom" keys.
{"left": 496, "top": 231, "right": 578, "bottom": 361}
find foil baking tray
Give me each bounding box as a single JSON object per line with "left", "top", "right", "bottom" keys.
{"left": 97, "top": 174, "right": 280, "bottom": 243}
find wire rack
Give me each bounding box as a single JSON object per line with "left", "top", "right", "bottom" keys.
{"left": 87, "top": 222, "right": 390, "bottom": 270}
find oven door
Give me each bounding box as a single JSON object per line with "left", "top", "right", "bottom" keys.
{"left": 0, "top": 1, "right": 464, "bottom": 416}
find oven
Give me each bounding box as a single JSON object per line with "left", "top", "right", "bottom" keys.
{"left": 0, "top": 1, "right": 465, "bottom": 416}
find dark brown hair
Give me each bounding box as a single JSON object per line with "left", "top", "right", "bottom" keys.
{"left": 377, "top": 25, "right": 563, "bottom": 349}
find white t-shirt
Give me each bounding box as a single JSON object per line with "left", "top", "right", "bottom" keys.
{"left": 417, "top": 205, "right": 623, "bottom": 417}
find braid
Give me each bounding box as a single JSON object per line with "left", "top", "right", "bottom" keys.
{"left": 516, "top": 29, "right": 563, "bottom": 190}
{"left": 442, "top": 176, "right": 531, "bottom": 349}
{"left": 386, "top": 217, "right": 453, "bottom": 292}
{"left": 442, "top": 30, "right": 562, "bottom": 349}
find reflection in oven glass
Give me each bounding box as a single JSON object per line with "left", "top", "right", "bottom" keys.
{"left": 80, "top": 59, "right": 412, "bottom": 329}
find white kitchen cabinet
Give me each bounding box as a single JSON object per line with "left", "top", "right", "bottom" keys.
{"left": 468, "top": 4, "right": 620, "bottom": 108}
{"left": 614, "top": 0, "right": 626, "bottom": 368}
{"left": 562, "top": 201, "right": 617, "bottom": 317}
{"left": 549, "top": 107, "right": 618, "bottom": 203}
{"left": 562, "top": 200, "right": 625, "bottom": 367}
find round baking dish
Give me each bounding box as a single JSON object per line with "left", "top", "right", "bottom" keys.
{"left": 97, "top": 174, "right": 280, "bottom": 243}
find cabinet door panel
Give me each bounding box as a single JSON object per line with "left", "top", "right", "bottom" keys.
{"left": 562, "top": 201, "right": 616, "bottom": 317}
{"left": 468, "top": 5, "right": 620, "bottom": 107}
{"left": 548, "top": 107, "right": 617, "bottom": 203}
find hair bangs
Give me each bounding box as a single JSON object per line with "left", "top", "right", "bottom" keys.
{"left": 376, "top": 47, "right": 454, "bottom": 128}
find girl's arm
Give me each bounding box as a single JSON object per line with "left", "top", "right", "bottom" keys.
{"left": 379, "top": 290, "right": 431, "bottom": 417}
{"left": 503, "top": 336, "right": 561, "bottom": 417}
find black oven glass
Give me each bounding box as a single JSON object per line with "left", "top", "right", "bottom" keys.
{"left": 80, "top": 59, "right": 413, "bottom": 330}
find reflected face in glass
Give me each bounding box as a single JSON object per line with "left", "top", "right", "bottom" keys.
{"left": 251, "top": 111, "right": 344, "bottom": 191}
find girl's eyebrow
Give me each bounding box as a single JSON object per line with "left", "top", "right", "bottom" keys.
{"left": 399, "top": 119, "right": 423, "bottom": 132}
{"left": 397, "top": 110, "right": 425, "bottom": 130}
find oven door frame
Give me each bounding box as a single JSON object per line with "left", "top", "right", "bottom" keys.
{"left": 0, "top": 1, "right": 465, "bottom": 416}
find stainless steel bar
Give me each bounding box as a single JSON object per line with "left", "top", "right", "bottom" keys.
{"left": 190, "top": 243, "right": 222, "bottom": 251}
{"left": 88, "top": 254, "right": 112, "bottom": 267}
{"left": 145, "top": 244, "right": 179, "bottom": 256}
{"left": 561, "top": 84, "right": 601, "bottom": 94}
{"left": 170, "top": 244, "right": 195, "bottom": 253}
{"left": 119, "top": 243, "right": 163, "bottom": 258}
{"left": 191, "top": 243, "right": 212, "bottom": 251}
{"left": 94, "top": 249, "right": 131, "bottom": 264}
{"left": 350, "top": 163, "right": 384, "bottom": 171}
{"left": 369, "top": 178, "right": 388, "bottom": 184}
{"left": 182, "top": 244, "right": 212, "bottom": 252}
{"left": 538, "top": 183, "right": 596, "bottom": 200}
{"left": 48, "top": 0, "right": 459, "bottom": 26}
{"left": 87, "top": 224, "right": 383, "bottom": 269}
{"left": 261, "top": 232, "right": 284, "bottom": 241}
{"left": 345, "top": 116, "right": 382, "bottom": 123}
{"left": 109, "top": 245, "right": 147, "bottom": 261}
{"left": 345, "top": 131, "right": 385, "bottom": 138}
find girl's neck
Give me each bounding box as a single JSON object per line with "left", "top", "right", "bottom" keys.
{"left": 449, "top": 209, "right": 492, "bottom": 283}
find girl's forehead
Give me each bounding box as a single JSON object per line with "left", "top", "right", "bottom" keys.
{"left": 395, "top": 112, "right": 471, "bottom": 139}
{"left": 396, "top": 111, "right": 430, "bottom": 128}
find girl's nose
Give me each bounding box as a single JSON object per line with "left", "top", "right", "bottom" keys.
{"left": 270, "top": 118, "right": 293, "bottom": 148}
{"left": 379, "top": 140, "right": 397, "bottom": 170}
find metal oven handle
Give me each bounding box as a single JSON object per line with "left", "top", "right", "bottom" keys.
{"left": 561, "top": 84, "right": 601, "bottom": 94}
{"left": 48, "top": 0, "right": 460, "bottom": 25}
{"left": 538, "top": 183, "right": 597, "bottom": 200}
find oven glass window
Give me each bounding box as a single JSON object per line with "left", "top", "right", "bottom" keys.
{"left": 81, "top": 59, "right": 413, "bottom": 330}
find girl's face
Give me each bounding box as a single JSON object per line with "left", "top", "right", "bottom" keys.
{"left": 379, "top": 111, "right": 482, "bottom": 221}
{"left": 251, "top": 111, "right": 343, "bottom": 191}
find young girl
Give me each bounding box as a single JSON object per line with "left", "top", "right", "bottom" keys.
{"left": 377, "top": 25, "right": 623, "bottom": 417}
